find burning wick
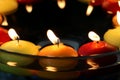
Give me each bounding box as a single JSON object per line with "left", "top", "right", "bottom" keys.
{"left": 47, "top": 29, "right": 60, "bottom": 47}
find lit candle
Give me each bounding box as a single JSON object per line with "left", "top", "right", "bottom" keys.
{"left": 0, "top": 14, "right": 11, "bottom": 45}
{"left": 78, "top": 31, "right": 117, "bottom": 69}
{"left": 104, "top": 11, "right": 120, "bottom": 47}
{"left": 0, "top": 28, "right": 40, "bottom": 66}
{"left": 78, "top": 31, "right": 117, "bottom": 56}
{"left": 38, "top": 29, "right": 78, "bottom": 71}
{"left": 102, "top": 0, "right": 120, "bottom": 14}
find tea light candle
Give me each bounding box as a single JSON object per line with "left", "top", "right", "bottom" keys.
{"left": 38, "top": 29, "right": 78, "bottom": 71}
{"left": 78, "top": 31, "right": 117, "bottom": 69}
{"left": 0, "top": 0, "right": 18, "bottom": 15}
{"left": 104, "top": 11, "right": 120, "bottom": 47}
{"left": 0, "top": 28, "right": 40, "bottom": 66}
{"left": 78, "top": 31, "right": 117, "bottom": 56}
{"left": 102, "top": 0, "right": 120, "bottom": 14}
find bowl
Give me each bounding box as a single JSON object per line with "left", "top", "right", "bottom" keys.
{"left": 0, "top": 39, "right": 120, "bottom": 79}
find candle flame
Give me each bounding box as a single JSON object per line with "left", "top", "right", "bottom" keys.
{"left": 25, "top": 5, "right": 33, "bottom": 13}
{"left": 86, "top": 5, "right": 94, "bottom": 16}
{"left": 7, "top": 61, "right": 17, "bottom": 66}
{"left": 118, "top": 0, "right": 120, "bottom": 7}
{"left": 47, "top": 29, "right": 60, "bottom": 44}
{"left": 117, "top": 11, "right": 120, "bottom": 25}
{"left": 88, "top": 31, "right": 100, "bottom": 41}
{"left": 8, "top": 28, "right": 20, "bottom": 40}
{"left": 57, "top": 0, "right": 66, "bottom": 9}
{"left": 1, "top": 15, "right": 8, "bottom": 26}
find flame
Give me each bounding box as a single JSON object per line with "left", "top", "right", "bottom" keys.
{"left": 45, "top": 66, "right": 57, "bottom": 72}
{"left": 86, "top": 5, "right": 94, "bottom": 16}
{"left": 88, "top": 31, "right": 100, "bottom": 41}
{"left": 87, "top": 59, "right": 99, "bottom": 70}
{"left": 1, "top": 15, "right": 8, "bottom": 26}
{"left": 47, "top": 29, "right": 60, "bottom": 44}
{"left": 118, "top": 0, "right": 120, "bottom": 7}
{"left": 57, "top": 0, "right": 66, "bottom": 9}
{"left": 25, "top": 5, "right": 33, "bottom": 13}
{"left": 8, "top": 28, "right": 20, "bottom": 40}
{"left": 116, "top": 11, "right": 120, "bottom": 25}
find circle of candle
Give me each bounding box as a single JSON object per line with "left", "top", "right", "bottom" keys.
{"left": 102, "top": 0, "right": 120, "bottom": 14}
{"left": 38, "top": 29, "right": 78, "bottom": 71}
{"left": 78, "top": 31, "right": 117, "bottom": 69}
{"left": 0, "top": 28, "right": 40, "bottom": 66}
{"left": 0, "top": 0, "right": 18, "bottom": 15}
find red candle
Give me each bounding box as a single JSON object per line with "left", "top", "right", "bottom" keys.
{"left": 102, "top": 0, "right": 120, "bottom": 14}
{"left": 78, "top": 31, "right": 117, "bottom": 56}
{"left": 0, "top": 27, "right": 11, "bottom": 45}
{"left": 78, "top": 31, "right": 117, "bottom": 69}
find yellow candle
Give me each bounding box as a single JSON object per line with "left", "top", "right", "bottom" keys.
{"left": 0, "top": 28, "right": 40, "bottom": 66}
{"left": 0, "top": 0, "right": 18, "bottom": 15}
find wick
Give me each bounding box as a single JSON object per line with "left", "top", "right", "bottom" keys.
{"left": 16, "top": 37, "right": 20, "bottom": 45}
{"left": 56, "top": 38, "right": 60, "bottom": 47}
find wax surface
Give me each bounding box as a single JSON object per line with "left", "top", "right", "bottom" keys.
{"left": 0, "top": 0, "right": 18, "bottom": 15}
{"left": 38, "top": 43, "right": 78, "bottom": 57}
{"left": 0, "top": 40, "right": 40, "bottom": 55}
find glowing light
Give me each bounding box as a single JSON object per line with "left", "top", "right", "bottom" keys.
{"left": 88, "top": 31, "right": 100, "bottom": 41}
{"left": 86, "top": 5, "right": 94, "bottom": 16}
{"left": 57, "top": 0, "right": 66, "bottom": 9}
{"left": 25, "top": 4, "right": 33, "bottom": 13}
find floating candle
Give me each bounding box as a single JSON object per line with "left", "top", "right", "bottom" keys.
{"left": 38, "top": 29, "right": 78, "bottom": 71}
{"left": 78, "top": 31, "right": 117, "bottom": 56}
{"left": 78, "top": 31, "right": 117, "bottom": 68}
{"left": 0, "top": 28, "right": 40, "bottom": 66}
{"left": 104, "top": 11, "right": 120, "bottom": 47}
{"left": 0, "top": 15, "right": 11, "bottom": 45}
{"left": 0, "top": 0, "right": 18, "bottom": 15}
{"left": 102, "top": 0, "right": 120, "bottom": 14}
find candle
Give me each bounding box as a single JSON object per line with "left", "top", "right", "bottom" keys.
{"left": 78, "top": 31, "right": 117, "bottom": 56}
{"left": 102, "top": 0, "right": 120, "bottom": 14}
{"left": 104, "top": 11, "right": 120, "bottom": 47}
{"left": 112, "top": 11, "right": 120, "bottom": 27}
{"left": 0, "top": 28, "right": 40, "bottom": 66}
{"left": 78, "top": 31, "right": 117, "bottom": 69}
{"left": 0, "top": 0, "right": 18, "bottom": 15}
{"left": 38, "top": 29, "right": 78, "bottom": 71}
{"left": 0, "top": 15, "right": 11, "bottom": 45}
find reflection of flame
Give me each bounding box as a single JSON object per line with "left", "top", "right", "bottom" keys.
{"left": 8, "top": 28, "right": 20, "bottom": 40}
{"left": 86, "top": 5, "right": 93, "bottom": 16}
{"left": 25, "top": 5, "right": 33, "bottom": 13}
{"left": 117, "top": 11, "right": 120, "bottom": 25}
{"left": 87, "top": 59, "right": 99, "bottom": 70}
{"left": 1, "top": 15, "right": 8, "bottom": 26}
{"left": 88, "top": 31, "right": 100, "bottom": 41}
{"left": 45, "top": 66, "right": 57, "bottom": 72}
{"left": 57, "top": 0, "right": 66, "bottom": 9}
{"left": 118, "top": 1, "right": 120, "bottom": 7}
{"left": 7, "top": 61, "right": 17, "bottom": 66}
{"left": 47, "top": 29, "right": 60, "bottom": 44}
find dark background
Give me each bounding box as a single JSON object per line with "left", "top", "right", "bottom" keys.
{"left": 4, "top": 0, "right": 114, "bottom": 44}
